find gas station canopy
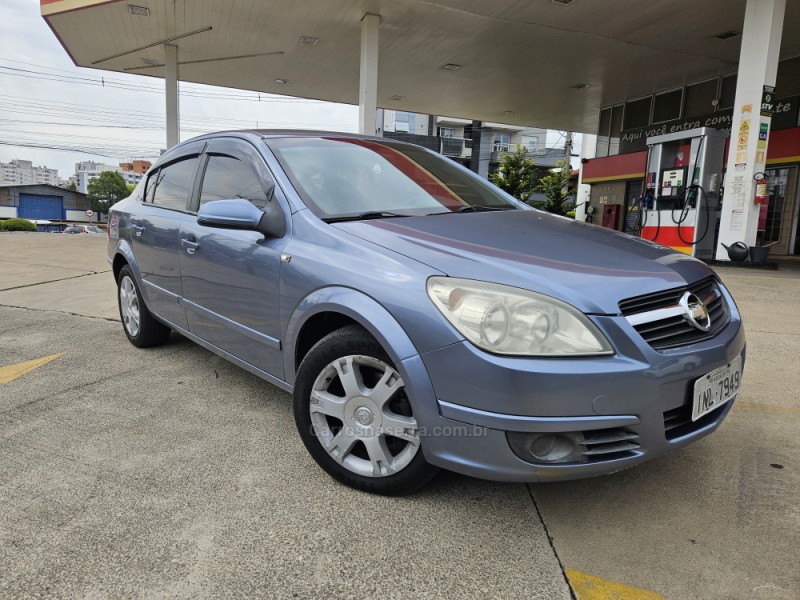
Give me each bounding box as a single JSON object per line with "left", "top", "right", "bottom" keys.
{"left": 42, "top": 0, "right": 800, "bottom": 133}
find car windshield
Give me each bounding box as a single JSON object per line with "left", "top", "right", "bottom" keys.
{"left": 265, "top": 136, "right": 522, "bottom": 220}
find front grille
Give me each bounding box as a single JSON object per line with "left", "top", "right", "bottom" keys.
{"left": 663, "top": 401, "right": 729, "bottom": 441}
{"left": 583, "top": 428, "right": 641, "bottom": 462}
{"left": 619, "top": 277, "right": 730, "bottom": 350}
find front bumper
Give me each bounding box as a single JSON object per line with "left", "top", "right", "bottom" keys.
{"left": 403, "top": 298, "right": 746, "bottom": 483}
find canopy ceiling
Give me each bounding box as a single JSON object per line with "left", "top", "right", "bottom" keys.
{"left": 42, "top": 0, "right": 800, "bottom": 133}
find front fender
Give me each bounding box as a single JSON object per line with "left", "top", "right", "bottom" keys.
{"left": 283, "top": 286, "right": 421, "bottom": 386}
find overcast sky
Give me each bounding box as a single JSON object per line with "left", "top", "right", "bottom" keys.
{"left": 0, "top": 0, "right": 576, "bottom": 180}
{"left": 0, "top": 0, "right": 359, "bottom": 178}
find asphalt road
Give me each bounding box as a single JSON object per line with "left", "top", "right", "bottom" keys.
{"left": 1, "top": 233, "right": 798, "bottom": 599}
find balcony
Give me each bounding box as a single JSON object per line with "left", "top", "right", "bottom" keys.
{"left": 440, "top": 137, "right": 473, "bottom": 159}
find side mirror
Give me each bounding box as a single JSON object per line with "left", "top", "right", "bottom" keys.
{"left": 197, "top": 198, "right": 285, "bottom": 238}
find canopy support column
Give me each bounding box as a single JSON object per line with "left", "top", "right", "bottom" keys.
{"left": 165, "top": 44, "right": 180, "bottom": 149}
{"left": 716, "top": 0, "right": 785, "bottom": 259}
{"left": 358, "top": 13, "right": 380, "bottom": 136}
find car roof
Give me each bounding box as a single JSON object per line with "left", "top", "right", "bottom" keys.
{"left": 182, "top": 129, "right": 403, "bottom": 145}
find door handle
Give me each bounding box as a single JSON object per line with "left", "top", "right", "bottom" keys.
{"left": 181, "top": 238, "right": 200, "bottom": 254}
{"left": 131, "top": 223, "right": 145, "bottom": 237}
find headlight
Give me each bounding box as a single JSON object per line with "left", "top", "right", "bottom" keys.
{"left": 427, "top": 277, "right": 613, "bottom": 357}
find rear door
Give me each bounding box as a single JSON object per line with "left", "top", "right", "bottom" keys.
{"left": 179, "top": 138, "right": 289, "bottom": 378}
{"left": 130, "top": 142, "right": 205, "bottom": 330}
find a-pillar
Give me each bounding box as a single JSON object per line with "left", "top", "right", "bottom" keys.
{"left": 359, "top": 13, "right": 380, "bottom": 136}
{"left": 165, "top": 44, "right": 180, "bottom": 149}
{"left": 716, "top": 0, "right": 785, "bottom": 260}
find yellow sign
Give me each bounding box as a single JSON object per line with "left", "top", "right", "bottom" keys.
{"left": 737, "top": 134, "right": 748, "bottom": 146}
{"left": 739, "top": 120, "right": 750, "bottom": 133}
{"left": 742, "top": 104, "right": 752, "bottom": 113}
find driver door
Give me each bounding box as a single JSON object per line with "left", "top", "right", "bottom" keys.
{"left": 179, "top": 138, "right": 289, "bottom": 379}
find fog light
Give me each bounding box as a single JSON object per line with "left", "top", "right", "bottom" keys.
{"left": 507, "top": 431, "right": 587, "bottom": 464}
{"left": 530, "top": 434, "right": 574, "bottom": 461}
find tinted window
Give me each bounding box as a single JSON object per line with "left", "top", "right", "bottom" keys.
{"left": 652, "top": 89, "right": 682, "bottom": 123}
{"left": 200, "top": 155, "right": 270, "bottom": 208}
{"left": 144, "top": 172, "right": 157, "bottom": 203}
{"left": 151, "top": 157, "right": 198, "bottom": 211}
{"left": 684, "top": 79, "right": 718, "bottom": 117}
{"left": 596, "top": 108, "right": 611, "bottom": 158}
{"left": 609, "top": 104, "right": 624, "bottom": 155}
{"left": 720, "top": 75, "right": 737, "bottom": 109}
{"left": 624, "top": 97, "right": 652, "bottom": 130}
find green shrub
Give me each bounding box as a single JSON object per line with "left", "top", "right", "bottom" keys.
{"left": 0, "top": 218, "right": 37, "bottom": 232}
{"left": 566, "top": 211, "right": 576, "bottom": 219}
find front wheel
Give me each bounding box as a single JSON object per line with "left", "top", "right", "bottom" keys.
{"left": 117, "top": 264, "right": 171, "bottom": 348}
{"left": 293, "top": 325, "right": 438, "bottom": 495}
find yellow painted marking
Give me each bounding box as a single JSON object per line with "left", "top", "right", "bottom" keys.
{"left": 566, "top": 569, "right": 664, "bottom": 600}
{"left": 766, "top": 155, "right": 800, "bottom": 165}
{"left": 0, "top": 353, "right": 64, "bottom": 384}
{"left": 582, "top": 173, "right": 645, "bottom": 183}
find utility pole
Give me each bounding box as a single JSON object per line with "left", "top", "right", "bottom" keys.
{"left": 564, "top": 131, "right": 573, "bottom": 168}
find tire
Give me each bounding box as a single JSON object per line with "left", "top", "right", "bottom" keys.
{"left": 293, "top": 325, "right": 438, "bottom": 495}
{"left": 117, "top": 264, "right": 171, "bottom": 348}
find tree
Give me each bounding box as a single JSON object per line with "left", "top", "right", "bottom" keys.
{"left": 535, "top": 160, "right": 574, "bottom": 216}
{"left": 64, "top": 181, "right": 78, "bottom": 192}
{"left": 87, "top": 171, "right": 130, "bottom": 214}
{"left": 489, "top": 143, "right": 537, "bottom": 203}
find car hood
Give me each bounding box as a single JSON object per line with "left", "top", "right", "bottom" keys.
{"left": 332, "top": 210, "right": 714, "bottom": 315}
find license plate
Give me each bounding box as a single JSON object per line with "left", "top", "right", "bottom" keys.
{"left": 692, "top": 356, "right": 742, "bottom": 421}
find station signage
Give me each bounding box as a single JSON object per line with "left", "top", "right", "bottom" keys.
{"left": 619, "top": 96, "right": 798, "bottom": 154}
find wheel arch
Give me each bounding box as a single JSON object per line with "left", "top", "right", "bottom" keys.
{"left": 284, "top": 287, "right": 419, "bottom": 386}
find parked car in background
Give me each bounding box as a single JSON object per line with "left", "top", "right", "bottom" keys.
{"left": 63, "top": 225, "right": 103, "bottom": 235}
{"left": 107, "top": 130, "right": 745, "bottom": 495}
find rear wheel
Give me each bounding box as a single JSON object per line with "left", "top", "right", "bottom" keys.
{"left": 117, "top": 264, "right": 171, "bottom": 348}
{"left": 293, "top": 325, "right": 438, "bottom": 495}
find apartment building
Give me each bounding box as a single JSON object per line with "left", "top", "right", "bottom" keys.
{"left": 0, "top": 160, "right": 60, "bottom": 187}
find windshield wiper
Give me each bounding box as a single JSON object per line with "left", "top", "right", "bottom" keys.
{"left": 323, "top": 211, "right": 412, "bottom": 223}
{"left": 427, "top": 205, "right": 518, "bottom": 215}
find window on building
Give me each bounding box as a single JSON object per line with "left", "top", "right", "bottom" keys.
{"left": 150, "top": 157, "right": 198, "bottom": 211}
{"left": 624, "top": 96, "right": 652, "bottom": 130}
{"left": 609, "top": 104, "right": 624, "bottom": 155}
{"left": 438, "top": 127, "right": 455, "bottom": 138}
{"left": 493, "top": 133, "right": 511, "bottom": 152}
{"left": 522, "top": 137, "right": 538, "bottom": 152}
{"left": 652, "top": 89, "right": 682, "bottom": 123}
{"left": 684, "top": 79, "right": 719, "bottom": 117}
{"left": 719, "top": 75, "right": 737, "bottom": 109}
{"left": 395, "top": 112, "right": 416, "bottom": 133}
{"left": 596, "top": 108, "right": 612, "bottom": 158}
{"left": 199, "top": 155, "right": 270, "bottom": 209}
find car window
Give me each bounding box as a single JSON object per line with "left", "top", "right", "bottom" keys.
{"left": 266, "top": 137, "right": 520, "bottom": 219}
{"left": 199, "top": 154, "right": 270, "bottom": 209}
{"left": 144, "top": 172, "right": 157, "bottom": 204}
{"left": 150, "top": 157, "right": 199, "bottom": 211}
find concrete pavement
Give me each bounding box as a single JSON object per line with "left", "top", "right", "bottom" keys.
{"left": 1, "top": 232, "right": 799, "bottom": 599}
{"left": 0, "top": 233, "right": 571, "bottom": 599}
{"left": 532, "top": 268, "right": 800, "bottom": 600}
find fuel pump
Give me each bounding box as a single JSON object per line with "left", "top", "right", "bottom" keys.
{"left": 636, "top": 127, "right": 727, "bottom": 259}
